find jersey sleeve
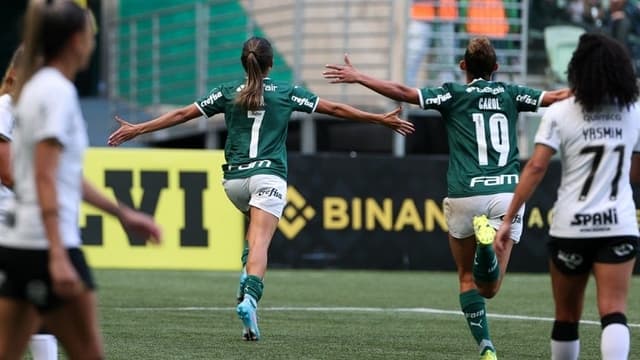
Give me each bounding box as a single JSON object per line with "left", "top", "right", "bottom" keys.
{"left": 417, "top": 84, "right": 454, "bottom": 111}
{"left": 290, "top": 86, "right": 319, "bottom": 113}
{"left": 534, "top": 107, "right": 561, "bottom": 151}
{"left": 33, "top": 85, "right": 74, "bottom": 146}
{"left": 0, "top": 102, "right": 13, "bottom": 142}
{"left": 508, "top": 84, "right": 545, "bottom": 112}
{"left": 194, "top": 86, "right": 226, "bottom": 118}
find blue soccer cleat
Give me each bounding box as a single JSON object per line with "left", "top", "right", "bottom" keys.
{"left": 236, "top": 295, "right": 260, "bottom": 341}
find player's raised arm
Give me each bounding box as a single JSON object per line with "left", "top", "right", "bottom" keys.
{"left": 108, "top": 103, "right": 202, "bottom": 146}
{"left": 323, "top": 54, "right": 420, "bottom": 105}
{"left": 315, "top": 99, "right": 414, "bottom": 136}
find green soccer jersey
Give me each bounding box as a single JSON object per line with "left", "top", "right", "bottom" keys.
{"left": 418, "top": 79, "right": 544, "bottom": 197}
{"left": 195, "top": 78, "right": 319, "bottom": 180}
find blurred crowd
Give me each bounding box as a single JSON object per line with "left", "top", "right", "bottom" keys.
{"left": 533, "top": 0, "right": 640, "bottom": 57}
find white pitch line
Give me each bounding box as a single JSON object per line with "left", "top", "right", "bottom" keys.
{"left": 112, "top": 306, "right": 640, "bottom": 328}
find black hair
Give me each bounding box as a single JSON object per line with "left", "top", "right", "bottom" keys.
{"left": 236, "top": 36, "right": 274, "bottom": 110}
{"left": 568, "top": 33, "right": 639, "bottom": 112}
{"left": 15, "top": 0, "right": 88, "bottom": 101}
{"left": 464, "top": 37, "right": 497, "bottom": 80}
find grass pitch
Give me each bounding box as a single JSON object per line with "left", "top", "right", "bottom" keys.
{"left": 58, "top": 269, "right": 640, "bottom": 359}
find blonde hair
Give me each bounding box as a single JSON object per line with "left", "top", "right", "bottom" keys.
{"left": 14, "top": 0, "right": 88, "bottom": 102}
{"left": 0, "top": 46, "right": 24, "bottom": 96}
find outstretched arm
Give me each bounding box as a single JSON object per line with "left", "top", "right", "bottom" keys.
{"left": 323, "top": 54, "right": 420, "bottom": 105}
{"left": 495, "top": 144, "right": 554, "bottom": 254}
{"left": 108, "top": 104, "right": 202, "bottom": 146}
{"left": 82, "top": 179, "right": 162, "bottom": 244}
{"left": 540, "top": 88, "right": 572, "bottom": 107}
{"left": 315, "top": 99, "right": 415, "bottom": 136}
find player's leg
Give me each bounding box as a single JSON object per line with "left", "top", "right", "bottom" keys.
{"left": 42, "top": 291, "right": 103, "bottom": 360}
{"left": 449, "top": 234, "right": 496, "bottom": 359}
{"left": 471, "top": 215, "right": 501, "bottom": 296}
{"left": 592, "top": 236, "right": 637, "bottom": 360}
{"left": 222, "top": 179, "right": 252, "bottom": 303}
{"left": 29, "top": 331, "right": 58, "bottom": 360}
{"left": 473, "top": 194, "right": 524, "bottom": 298}
{"left": 548, "top": 237, "right": 591, "bottom": 360}
{"left": 237, "top": 206, "right": 278, "bottom": 341}
{"left": 0, "top": 299, "right": 40, "bottom": 360}
{"left": 445, "top": 197, "right": 496, "bottom": 358}
{"left": 41, "top": 248, "right": 101, "bottom": 360}
{"left": 236, "top": 175, "right": 286, "bottom": 341}
{"left": 236, "top": 247, "right": 249, "bottom": 303}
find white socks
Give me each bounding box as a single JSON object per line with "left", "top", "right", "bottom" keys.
{"left": 29, "top": 334, "right": 58, "bottom": 360}
{"left": 551, "top": 339, "right": 579, "bottom": 360}
{"left": 601, "top": 323, "right": 630, "bottom": 360}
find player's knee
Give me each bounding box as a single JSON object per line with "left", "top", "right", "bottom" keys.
{"left": 477, "top": 287, "right": 498, "bottom": 299}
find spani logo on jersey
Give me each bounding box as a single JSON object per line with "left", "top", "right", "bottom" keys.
{"left": 291, "top": 95, "right": 315, "bottom": 109}
{"left": 469, "top": 174, "right": 519, "bottom": 187}
{"left": 570, "top": 208, "right": 619, "bottom": 227}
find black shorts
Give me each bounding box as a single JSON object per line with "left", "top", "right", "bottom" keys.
{"left": 548, "top": 235, "right": 639, "bottom": 275}
{"left": 0, "top": 246, "right": 95, "bottom": 313}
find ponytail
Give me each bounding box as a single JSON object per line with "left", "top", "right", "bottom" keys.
{"left": 14, "top": 0, "right": 89, "bottom": 102}
{"left": 0, "top": 46, "right": 24, "bottom": 96}
{"left": 235, "top": 37, "right": 273, "bottom": 111}
{"left": 14, "top": 0, "right": 45, "bottom": 102}
{"left": 236, "top": 53, "right": 264, "bottom": 110}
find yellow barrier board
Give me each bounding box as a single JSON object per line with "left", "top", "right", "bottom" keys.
{"left": 80, "top": 148, "right": 244, "bottom": 270}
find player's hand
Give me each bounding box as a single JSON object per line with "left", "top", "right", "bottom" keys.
{"left": 117, "top": 206, "right": 162, "bottom": 245}
{"left": 108, "top": 116, "right": 141, "bottom": 146}
{"left": 323, "top": 54, "right": 360, "bottom": 83}
{"left": 380, "top": 107, "right": 415, "bottom": 136}
{"left": 494, "top": 222, "right": 512, "bottom": 256}
{"left": 49, "top": 249, "right": 84, "bottom": 298}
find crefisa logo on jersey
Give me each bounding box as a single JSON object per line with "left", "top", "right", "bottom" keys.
{"left": 257, "top": 187, "right": 283, "bottom": 200}
{"left": 291, "top": 95, "right": 315, "bottom": 108}
{"left": 424, "top": 92, "right": 452, "bottom": 105}
{"left": 200, "top": 91, "right": 223, "bottom": 107}
{"left": 515, "top": 94, "right": 537, "bottom": 106}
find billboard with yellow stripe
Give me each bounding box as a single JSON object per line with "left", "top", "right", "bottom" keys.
{"left": 80, "top": 148, "right": 244, "bottom": 270}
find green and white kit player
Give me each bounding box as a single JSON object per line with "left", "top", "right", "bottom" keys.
{"left": 324, "top": 37, "right": 571, "bottom": 359}
{"left": 194, "top": 78, "right": 316, "bottom": 182}
{"left": 109, "top": 36, "right": 413, "bottom": 341}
